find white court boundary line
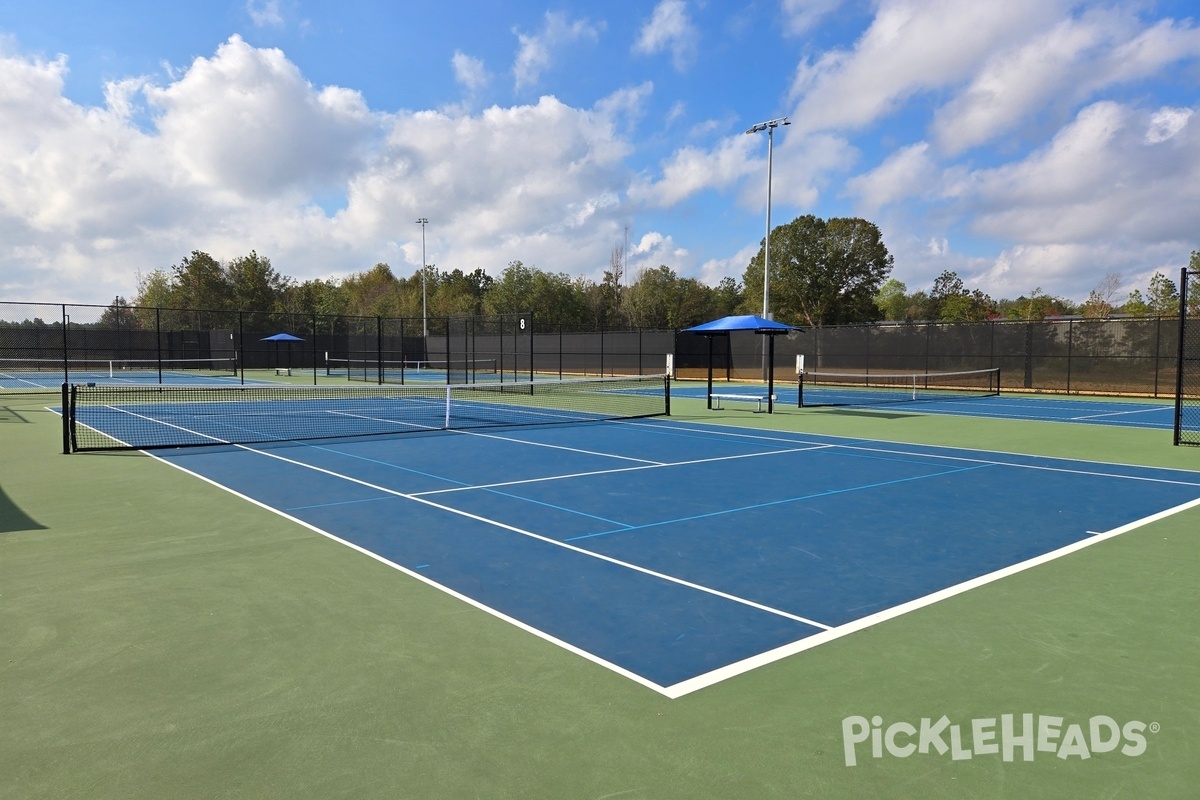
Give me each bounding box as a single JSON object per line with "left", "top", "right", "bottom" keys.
{"left": 103, "top": 414, "right": 1200, "bottom": 698}
{"left": 664, "top": 495, "right": 1200, "bottom": 697}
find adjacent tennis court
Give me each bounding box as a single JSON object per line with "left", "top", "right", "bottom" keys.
{"left": 61, "top": 376, "right": 1200, "bottom": 696}
{"left": 671, "top": 379, "right": 1178, "bottom": 430}
{"left": 0, "top": 356, "right": 240, "bottom": 390}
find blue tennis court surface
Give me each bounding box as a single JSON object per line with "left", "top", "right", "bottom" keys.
{"left": 672, "top": 383, "right": 1178, "bottom": 430}
{"left": 147, "top": 417, "right": 1200, "bottom": 697}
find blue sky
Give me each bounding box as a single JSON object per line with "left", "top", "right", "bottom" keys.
{"left": 2, "top": 1, "right": 1199, "bottom": 307}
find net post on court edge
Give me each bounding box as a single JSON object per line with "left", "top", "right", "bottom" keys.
{"left": 665, "top": 354, "right": 673, "bottom": 416}
{"left": 61, "top": 383, "right": 70, "bottom": 454}
{"left": 796, "top": 355, "right": 805, "bottom": 408}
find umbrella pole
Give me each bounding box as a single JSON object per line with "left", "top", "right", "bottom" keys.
{"left": 767, "top": 334, "right": 775, "bottom": 413}
{"left": 706, "top": 335, "right": 713, "bottom": 409}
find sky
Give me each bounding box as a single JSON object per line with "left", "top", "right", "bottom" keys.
{"left": 2, "top": 0, "right": 1199, "bottom": 308}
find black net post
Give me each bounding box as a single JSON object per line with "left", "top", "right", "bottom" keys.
{"left": 1175, "top": 267, "right": 1199, "bottom": 445}
{"left": 61, "top": 383, "right": 70, "bottom": 454}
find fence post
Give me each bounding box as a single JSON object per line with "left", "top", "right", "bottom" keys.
{"left": 1174, "top": 269, "right": 1189, "bottom": 445}
{"left": 1023, "top": 323, "right": 1033, "bottom": 389}
{"left": 1153, "top": 315, "right": 1162, "bottom": 398}
{"left": 156, "top": 307, "right": 163, "bottom": 384}
{"left": 238, "top": 311, "right": 245, "bottom": 384}
{"left": 1066, "top": 319, "right": 1074, "bottom": 394}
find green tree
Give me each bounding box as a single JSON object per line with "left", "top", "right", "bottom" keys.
{"left": 485, "top": 261, "right": 537, "bottom": 316}
{"left": 432, "top": 268, "right": 493, "bottom": 316}
{"left": 1147, "top": 271, "right": 1180, "bottom": 315}
{"left": 227, "top": 251, "right": 292, "bottom": 312}
{"left": 743, "top": 215, "right": 892, "bottom": 326}
{"left": 484, "top": 262, "right": 586, "bottom": 327}
{"left": 282, "top": 278, "right": 347, "bottom": 316}
{"left": 341, "top": 263, "right": 405, "bottom": 317}
{"left": 622, "top": 265, "right": 676, "bottom": 329}
{"left": 171, "top": 251, "right": 230, "bottom": 310}
{"left": 875, "top": 278, "right": 909, "bottom": 321}
{"left": 710, "top": 276, "right": 742, "bottom": 318}
{"left": 132, "top": 269, "right": 175, "bottom": 328}
{"left": 98, "top": 296, "right": 141, "bottom": 330}
{"left": 929, "top": 270, "right": 995, "bottom": 322}
{"left": 1121, "top": 288, "right": 1150, "bottom": 316}
{"left": 996, "top": 288, "right": 1074, "bottom": 320}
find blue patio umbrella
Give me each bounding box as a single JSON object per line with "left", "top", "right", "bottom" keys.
{"left": 681, "top": 315, "right": 801, "bottom": 413}
{"left": 261, "top": 332, "right": 305, "bottom": 370}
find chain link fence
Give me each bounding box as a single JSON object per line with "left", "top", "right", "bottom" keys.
{"left": 673, "top": 317, "right": 1180, "bottom": 397}
{"left": 0, "top": 301, "right": 1187, "bottom": 400}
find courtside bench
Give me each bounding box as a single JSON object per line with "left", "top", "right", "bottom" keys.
{"left": 274, "top": 367, "right": 291, "bottom": 376}
{"left": 709, "top": 393, "right": 777, "bottom": 412}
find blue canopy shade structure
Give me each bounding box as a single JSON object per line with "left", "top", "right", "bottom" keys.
{"left": 682, "top": 315, "right": 801, "bottom": 413}
{"left": 261, "top": 333, "right": 305, "bottom": 372}
{"left": 681, "top": 315, "right": 797, "bottom": 335}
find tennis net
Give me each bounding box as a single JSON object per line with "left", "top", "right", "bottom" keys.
{"left": 2, "top": 356, "right": 237, "bottom": 383}
{"left": 64, "top": 374, "right": 670, "bottom": 452}
{"left": 327, "top": 357, "right": 498, "bottom": 383}
{"left": 797, "top": 367, "right": 1000, "bottom": 407}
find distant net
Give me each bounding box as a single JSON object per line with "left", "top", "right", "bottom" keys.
{"left": 65, "top": 374, "right": 670, "bottom": 452}
{"left": 326, "top": 357, "right": 498, "bottom": 384}
{"left": 0, "top": 357, "right": 237, "bottom": 385}
{"left": 798, "top": 367, "right": 1000, "bottom": 407}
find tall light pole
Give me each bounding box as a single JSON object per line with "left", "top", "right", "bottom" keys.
{"left": 745, "top": 117, "right": 789, "bottom": 320}
{"left": 415, "top": 217, "right": 428, "bottom": 339}
{"left": 746, "top": 117, "right": 789, "bottom": 381}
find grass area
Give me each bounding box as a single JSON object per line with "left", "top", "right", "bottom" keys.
{"left": 2, "top": 391, "right": 1198, "bottom": 799}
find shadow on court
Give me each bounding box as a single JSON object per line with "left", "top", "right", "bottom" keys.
{"left": 0, "top": 484, "right": 46, "bottom": 533}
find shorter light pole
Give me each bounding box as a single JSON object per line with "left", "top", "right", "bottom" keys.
{"left": 746, "top": 116, "right": 789, "bottom": 381}
{"left": 415, "top": 217, "right": 428, "bottom": 339}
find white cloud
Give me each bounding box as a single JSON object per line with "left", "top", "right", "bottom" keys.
{"left": 628, "top": 134, "right": 759, "bottom": 207}
{"left": 788, "top": 0, "right": 1065, "bottom": 134}
{"left": 931, "top": 10, "right": 1200, "bottom": 154}
{"left": 246, "top": 0, "right": 284, "bottom": 28}
{"left": 956, "top": 102, "right": 1198, "bottom": 243}
{"left": 886, "top": 101, "right": 1200, "bottom": 300}
{"left": 513, "top": 11, "right": 603, "bottom": 90}
{"left": 0, "top": 37, "right": 646, "bottom": 302}
{"left": 452, "top": 51, "right": 490, "bottom": 93}
{"left": 781, "top": 0, "right": 844, "bottom": 36}
{"left": 633, "top": 0, "right": 699, "bottom": 71}
{"left": 699, "top": 242, "right": 758, "bottom": 286}
{"left": 628, "top": 231, "right": 689, "bottom": 275}
{"left": 1146, "top": 106, "right": 1193, "bottom": 144}
{"left": 845, "top": 141, "right": 936, "bottom": 211}
{"left": 144, "top": 36, "right": 376, "bottom": 198}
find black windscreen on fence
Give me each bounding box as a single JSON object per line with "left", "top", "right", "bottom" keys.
{"left": 0, "top": 301, "right": 1190, "bottom": 399}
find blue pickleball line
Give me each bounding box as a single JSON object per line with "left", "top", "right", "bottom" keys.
{"left": 564, "top": 462, "right": 995, "bottom": 542}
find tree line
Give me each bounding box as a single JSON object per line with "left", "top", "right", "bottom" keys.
{"left": 102, "top": 218, "right": 1200, "bottom": 331}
